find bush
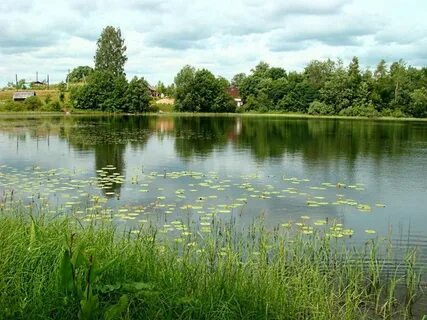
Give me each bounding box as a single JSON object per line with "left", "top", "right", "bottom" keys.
{"left": 339, "top": 104, "right": 379, "bottom": 117}
{"left": 380, "top": 108, "right": 407, "bottom": 118}
{"left": 148, "top": 102, "right": 160, "bottom": 113}
{"left": 0, "top": 100, "right": 23, "bottom": 111}
{"left": 44, "top": 94, "right": 52, "bottom": 105}
{"left": 408, "top": 88, "right": 427, "bottom": 118}
{"left": 308, "top": 100, "right": 335, "bottom": 115}
{"left": 70, "top": 71, "right": 127, "bottom": 112}
{"left": 24, "top": 96, "right": 43, "bottom": 111}
{"left": 124, "top": 77, "right": 151, "bottom": 113}
{"left": 41, "top": 101, "right": 62, "bottom": 112}
{"left": 152, "top": 103, "right": 174, "bottom": 113}
{"left": 211, "top": 91, "right": 236, "bottom": 113}
{"left": 241, "top": 93, "right": 273, "bottom": 112}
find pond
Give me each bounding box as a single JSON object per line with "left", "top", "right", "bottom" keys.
{"left": 0, "top": 114, "right": 426, "bottom": 256}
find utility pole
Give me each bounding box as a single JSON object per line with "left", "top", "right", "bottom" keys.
{"left": 36, "top": 71, "right": 38, "bottom": 82}
{"left": 67, "top": 69, "right": 70, "bottom": 90}
{"left": 15, "top": 74, "right": 18, "bottom": 89}
{"left": 47, "top": 74, "right": 50, "bottom": 90}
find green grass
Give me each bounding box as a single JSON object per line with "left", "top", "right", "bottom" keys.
{"left": 155, "top": 102, "right": 175, "bottom": 113}
{"left": 0, "top": 89, "right": 65, "bottom": 102}
{"left": 0, "top": 204, "right": 424, "bottom": 319}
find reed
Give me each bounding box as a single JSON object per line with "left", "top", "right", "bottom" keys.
{"left": 0, "top": 205, "right": 424, "bottom": 319}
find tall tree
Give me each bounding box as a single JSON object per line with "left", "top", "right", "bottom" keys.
{"left": 124, "top": 77, "right": 151, "bottom": 113}
{"left": 94, "top": 26, "right": 127, "bottom": 76}
{"left": 231, "top": 73, "right": 246, "bottom": 88}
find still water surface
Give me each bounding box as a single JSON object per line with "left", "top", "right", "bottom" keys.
{"left": 0, "top": 115, "right": 426, "bottom": 257}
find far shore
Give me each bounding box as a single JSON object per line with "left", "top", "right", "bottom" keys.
{"left": 1, "top": 110, "right": 427, "bottom": 122}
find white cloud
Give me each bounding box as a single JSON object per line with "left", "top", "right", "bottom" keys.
{"left": 0, "top": 0, "right": 426, "bottom": 86}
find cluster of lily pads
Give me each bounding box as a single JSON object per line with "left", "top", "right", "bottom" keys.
{"left": 0, "top": 163, "right": 386, "bottom": 239}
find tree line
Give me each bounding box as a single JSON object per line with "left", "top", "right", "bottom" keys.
{"left": 66, "top": 26, "right": 427, "bottom": 118}
{"left": 229, "top": 58, "right": 427, "bottom": 118}
{"left": 174, "top": 58, "right": 427, "bottom": 118}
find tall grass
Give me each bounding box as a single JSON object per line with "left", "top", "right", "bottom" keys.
{"left": 0, "top": 205, "right": 424, "bottom": 319}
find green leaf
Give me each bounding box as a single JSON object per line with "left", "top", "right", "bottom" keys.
{"left": 71, "top": 244, "right": 89, "bottom": 269}
{"left": 79, "top": 284, "right": 99, "bottom": 320}
{"left": 29, "top": 216, "right": 38, "bottom": 250}
{"left": 104, "top": 294, "right": 129, "bottom": 320}
{"left": 124, "top": 282, "right": 154, "bottom": 291}
{"left": 58, "top": 249, "right": 74, "bottom": 293}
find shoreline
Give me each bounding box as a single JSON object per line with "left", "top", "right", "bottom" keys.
{"left": 1, "top": 110, "right": 427, "bottom": 122}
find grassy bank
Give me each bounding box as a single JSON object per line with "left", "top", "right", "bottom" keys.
{"left": 0, "top": 89, "right": 62, "bottom": 101}
{"left": 1, "top": 108, "right": 427, "bottom": 122}
{"left": 0, "top": 205, "right": 425, "bottom": 319}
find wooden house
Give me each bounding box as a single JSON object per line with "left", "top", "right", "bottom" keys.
{"left": 148, "top": 85, "right": 160, "bottom": 98}
{"left": 13, "top": 91, "right": 36, "bottom": 101}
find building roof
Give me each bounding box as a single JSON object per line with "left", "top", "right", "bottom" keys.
{"left": 228, "top": 86, "right": 240, "bottom": 98}
{"left": 13, "top": 91, "right": 36, "bottom": 100}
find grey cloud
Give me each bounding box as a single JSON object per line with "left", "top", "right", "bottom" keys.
{"left": 129, "top": 0, "right": 168, "bottom": 12}
{"left": 269, "top": 40, "right": 311, "bottom": 53}
{"left": 358, "top": 38, "right": 427, "bottom": 68}
{"left": 269, "top": 14, "right": 380, "bottom": 51}
{"left": 270, "top": 0, "right": 349, "bottom": 16}
{"left": 0, "top": 30, "right": 61, "bottom": 54}
{"left": 142, "top": 0, "right": 352, "bottom": 51}
{"left": 375, "top": 29, "right": 427, "bottom": 45}
{"left": 145, "top": 26, "right": 213, "bottom": 49}
{"left": 0, "top": 1, "right": 34, "bottom": 12}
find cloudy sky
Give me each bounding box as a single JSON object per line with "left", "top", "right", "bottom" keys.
{"left": 1, "top": 0, "right": 426, "bottom": 86}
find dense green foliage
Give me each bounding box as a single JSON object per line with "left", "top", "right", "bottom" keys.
{"left": 70, "top": 27, "right": 153, "bottom": 113}
{"left": 71, "top": 71, "right": 127, "bottom": 112}
{"left": 124, "top": 77, "right": 152, "bottom": 113}
{"left": 0, "top": 205, "right": 423, "bottom": 319}
{"left": 232, "top": 58, "right": 427, "bottom": 117}
{"left": 0, "top": 96, "right": 62, "bottom": 112}
{"left": 67, "top": 66, "right": 94, "bottom": 83}
{"left": 174, "top": 65, "right": 236, "bottom": 112}
{"left": 94, "top": 26, "right": 127, "bottom": 77}
{"left": 71, "top": 72, "right": 152, "bottom": 113}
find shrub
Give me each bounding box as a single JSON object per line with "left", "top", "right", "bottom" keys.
{"left": 152, "top": 103, "right": 174, "bottom": 113}
{"left": 241, "top": 93, "right": 273, "bottom": 112}
{"left": 0, "top": 100, "right": 23, "bottom": 111}
{"left": 241, "top": 95, "right": 257, "bottom": 111}
{"left": 380, "top": 108, "right": 407, "bottom": 118}
{"left": 44, "top": 94, "right": 52, "bottom": 105}
{"left": 124, "top": 77, "right": 151, "bottom": 113}
{"left": 339, "top": 104, "right": 379, "bottom": 117}
{"left": 24, "top": 96, "right": 43, "bottom": 111}
{"left": 41, "top": 101, "right": 62, "bottom": 112}
{"left": 408, "top": 88, "right": 427, "bottom": 118}
{"left": 148, "top": 102, "right": 160, "bottom": 113}
{"left": 211, "top": 91, "right": 236, "bottom": 113}
{"left": 308, "top": 100, "right": 335, "bottom": 115}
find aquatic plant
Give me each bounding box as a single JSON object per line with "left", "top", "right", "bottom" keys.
{"left": 0, "top": 204, "right": 424, "bottom": 319}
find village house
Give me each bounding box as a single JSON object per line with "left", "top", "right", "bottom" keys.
{"left": 13, "top": 91, "right": 36, "bottom": 101}
{"left": 148, "top": 85, "right": 160, "bottom": 98}
{"left": 228, "top": 86, "right": 244, "bottom": 107}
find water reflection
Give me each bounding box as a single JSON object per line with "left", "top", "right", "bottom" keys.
{"left": 1, "top": 115, "right": 426, "bottom": 198}
{"left": 1, "top": 115, "right": 426, "bottom": 267}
